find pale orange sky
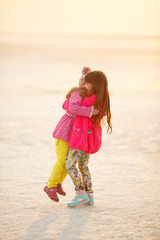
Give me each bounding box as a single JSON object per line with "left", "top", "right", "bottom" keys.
{"left": 0, "top": 0, "right": 160, "bottom": 36}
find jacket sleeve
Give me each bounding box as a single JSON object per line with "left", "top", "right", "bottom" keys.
{"left": 62, "top": 100, "right": 69, "bottom": 111}
{"left": 62, "top": 100, "right": 74, "bottom": 115}
{"left": 66, "top": 91, "right": 93, "bottom": 117}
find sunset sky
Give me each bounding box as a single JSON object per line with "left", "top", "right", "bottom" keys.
{"left": 0, "top": 0, "right": 160, "bottom": 36}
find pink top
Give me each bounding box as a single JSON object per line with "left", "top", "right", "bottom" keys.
{"left": 69, "top": 94, "right": 102, "bottom": 154}
{"left": 65, "top": 94, "right": 102, "bottom": 154}
{"left": 53, "top": 91, "right": 93, "bottom": 142}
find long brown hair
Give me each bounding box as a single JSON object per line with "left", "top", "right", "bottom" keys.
{"left": 85, "top": 71, "right": 112, "bottom": 134}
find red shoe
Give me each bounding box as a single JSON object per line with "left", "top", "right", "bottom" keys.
{"left": 43, "top": 185, "right": 59, "bottom": 202}
{"left": 56, "top": 183, "right": 66, "bottom": 196}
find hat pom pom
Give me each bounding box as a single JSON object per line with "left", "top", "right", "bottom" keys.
{"left": 79, "top": 66, "right": 91, "bottom": 87}
{"left": 82, "top": 66, "right": 91, "bottom": 75}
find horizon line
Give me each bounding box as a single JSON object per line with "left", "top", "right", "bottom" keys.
{"left": 0, "top": 31, "right": 160, "bottom": 40}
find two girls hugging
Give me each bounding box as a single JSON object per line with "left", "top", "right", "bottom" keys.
{"left": 44, "top": 67, "right": 112, "bottom": 207}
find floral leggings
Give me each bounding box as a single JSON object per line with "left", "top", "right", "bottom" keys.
{"left": 66, "top": 148, "right": 93, "bottom": 193}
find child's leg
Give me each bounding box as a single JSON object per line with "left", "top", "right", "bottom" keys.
{"left": 47, "top": 139, "right": 69, "bottom": 188}
{"left": 65, "top": 148, "right": 84, "bottom": 191}
{"left": 78, "top": 152, "right": 93, "bottom": 193}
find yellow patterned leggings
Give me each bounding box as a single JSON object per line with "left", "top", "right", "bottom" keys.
{"left": 66, "top": 148, "right": 93, "bottom": 193}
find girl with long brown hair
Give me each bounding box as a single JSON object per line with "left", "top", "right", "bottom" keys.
{"left": 65, "top": 70, "right": 112, "bottom": 207}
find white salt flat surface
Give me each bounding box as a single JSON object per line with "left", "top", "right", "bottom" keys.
{"left": 0, "top": 37, "right": 160, "bottom": 240}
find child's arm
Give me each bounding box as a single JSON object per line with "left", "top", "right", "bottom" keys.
{"left": 62, "top": 100, "right": 70, "bottom": 112}
{"left": 63, "top": 91, "right": 93, "bottom": 117}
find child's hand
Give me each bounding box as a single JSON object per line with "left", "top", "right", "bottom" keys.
{"left": 93, "top": 108, "right": 99, "bottom": 115}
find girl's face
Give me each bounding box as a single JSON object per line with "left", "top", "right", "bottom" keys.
{"left": 85, "top": 82, "right": 92, "bottom": 92}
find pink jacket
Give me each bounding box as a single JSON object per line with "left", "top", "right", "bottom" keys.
{"left": 64, "top": 94, "right": 102, "bottom": 154}
{"left": 53, "top": 91, "right": 93, "bottom": 142}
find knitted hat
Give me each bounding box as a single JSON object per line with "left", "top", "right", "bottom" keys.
{"left": 79, "top": 66, "right": 91, "bottom": 87}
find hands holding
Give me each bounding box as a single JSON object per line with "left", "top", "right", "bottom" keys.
{"left": 92, "top": 107, "right": 99, "bottom": 115}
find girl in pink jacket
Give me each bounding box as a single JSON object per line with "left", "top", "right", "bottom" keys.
{"left": 65, "top": 70, "right": 112, "bottom": 207}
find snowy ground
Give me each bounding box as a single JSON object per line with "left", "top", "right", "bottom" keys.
{"left": 0, "top": 38, "right": 160, "bottom": 239}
